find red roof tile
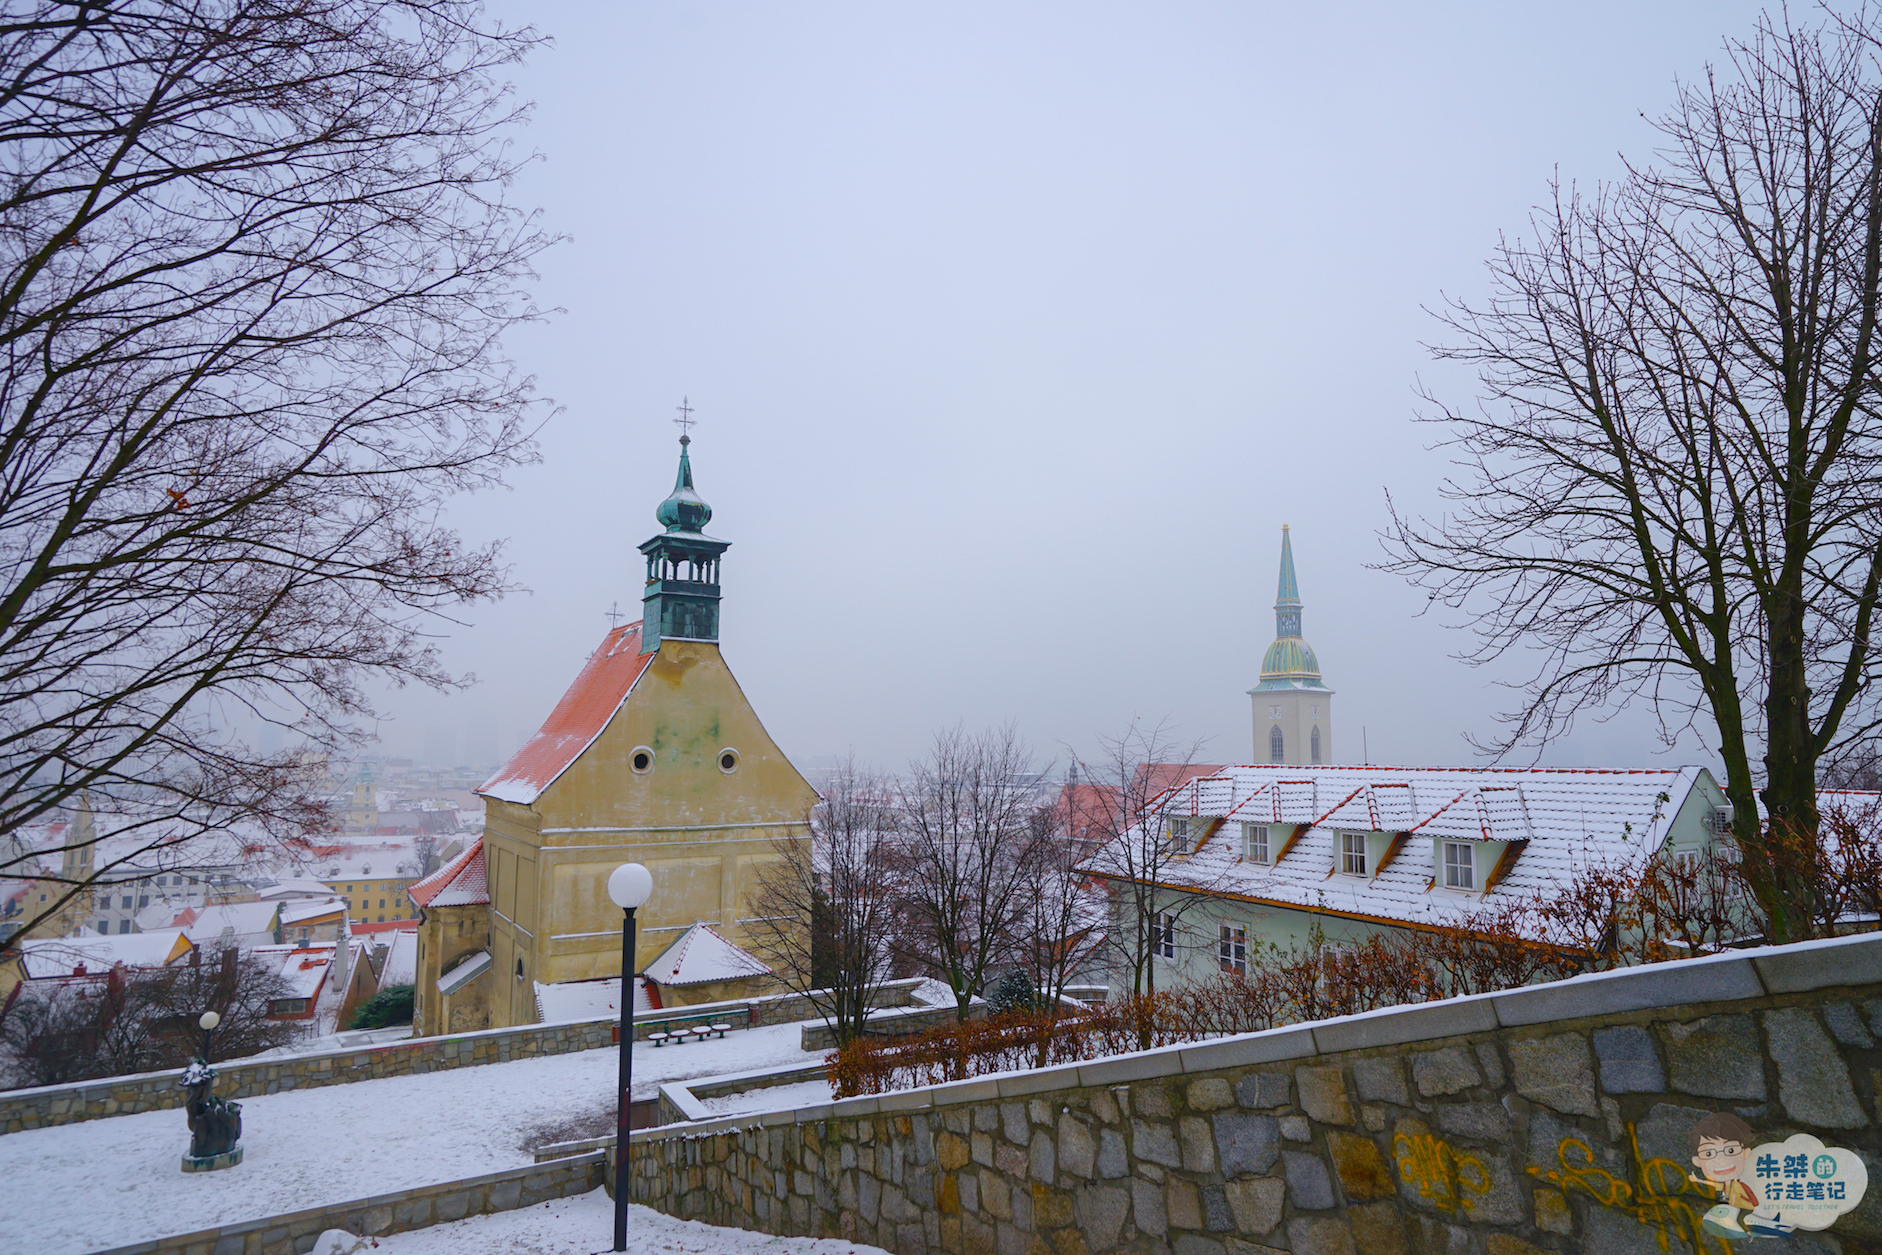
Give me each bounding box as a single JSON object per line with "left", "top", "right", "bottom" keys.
{"left": 408, "top": 838, "right": 488, "bottom": 908}
{"left": 477, "top": 622, "right": 655, "bottom": 805}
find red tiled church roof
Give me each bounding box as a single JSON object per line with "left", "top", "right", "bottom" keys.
{"left": 477, "top": 622, "right": 655, "bottom": 806}
{"left": 408, "top": 838, "right": 488, "bottom": 908}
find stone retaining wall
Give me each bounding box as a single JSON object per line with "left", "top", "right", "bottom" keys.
{"left": 626, "top": 933, "right": 1882, "bottom": 1254}
{"left": 89, "top": 1152, "right": 604, "bottom": 1255}
{"left": 0, "top": 1016, "right": 617, "bottom": 1134}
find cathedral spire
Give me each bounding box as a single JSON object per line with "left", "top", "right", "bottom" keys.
{"left": 1275, "top": 523, "right": 1302, "bottom": 638}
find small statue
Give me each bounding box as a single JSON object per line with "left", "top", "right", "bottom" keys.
{"left": 179, "top": 1059, "right": 242, "bottom": 1164}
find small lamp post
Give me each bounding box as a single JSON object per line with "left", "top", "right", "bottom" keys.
{"left": 198, "top": 1010, "right": 219, "bottom": 1063}
{"left": 606, "top": 862, "right": 653, "bottom": 1253}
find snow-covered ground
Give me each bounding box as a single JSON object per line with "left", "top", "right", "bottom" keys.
{"left": 695, "top": 1076, "right": 834, "bottom": 1117}
{"left": 2, "top": 1023, "right": 821, "bottom": 1255}
{"left": 351, "top": 1189, "right": 885, "bottom": 1254}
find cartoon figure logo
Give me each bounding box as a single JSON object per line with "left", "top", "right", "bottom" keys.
{"left": 1689, "top": 1116, "right": 1868, "bottom": 1239}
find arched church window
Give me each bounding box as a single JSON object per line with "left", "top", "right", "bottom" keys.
{"left": 1311, "top": 726, "right": 1321, "bottom": 764}
{"left": 1270, "top": 725, "right": 1284, "bottom": 763}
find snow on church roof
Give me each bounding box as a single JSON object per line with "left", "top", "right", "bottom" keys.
{"left": 407, "top": 837, "right": 488, "bottom": 908}
{"left": 477, "top": 622, "right": 655, "bottom": 806}
{"left": 644, "top": 922, "right": 771, "bottom": 987}
{"left": 1084, "top": 764, "right": 1715, "bottom": 936}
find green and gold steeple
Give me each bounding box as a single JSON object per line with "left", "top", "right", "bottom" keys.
{"left": 639, "top": 432, "right": 730, "bottom": 649}
{"left": 1252, "top": 525, "right": 1328, "bottom": 693}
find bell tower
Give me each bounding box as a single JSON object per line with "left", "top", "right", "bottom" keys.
{"left": 1247, "top": 525, "right": 1334, "bottom": 765}
{"left": 639, "top": 433, "right": 730, "bottom": 650}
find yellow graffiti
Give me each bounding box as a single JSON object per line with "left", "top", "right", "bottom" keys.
{"left": 1524, "top": 1125, "right": 1729, "bottom": 1255}
{"left": 1393, "top": 1131, "right": 1492, "bottom": 1215}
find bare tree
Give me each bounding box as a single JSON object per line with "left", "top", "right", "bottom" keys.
{"left": 1008, "top": 806, "right": 1106, "bottom": 1013}
{"left": 1381, "top": 9, "right": 1882, "bottom": 940}
{"left": 746, "top": 761, "right": 901, "bottom": 1050}
{"left": 0, "top": 946, "right": 296, "bottom": 1087}
{"left": 0, "top": 0, "right": 556, "bottom": 954}
{"left": 1073, "top": 718, "right": 1222, "bottom": 1017}
{"left": 890, "top": 725, "right": 1051, "bottom": 1020}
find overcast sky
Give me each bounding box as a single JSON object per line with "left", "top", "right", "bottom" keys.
{"left": 370, "top": 1, "right": 1775, "bottom": 778}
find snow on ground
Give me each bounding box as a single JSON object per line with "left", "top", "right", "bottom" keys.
{"left": 1, "top": 1022, "right": 821, "bottom": 1255}
{"left": 358, "top": 1189, "right": 886, "bottom": 1254}
{"left": 695, "top": 1076, "right": 834, "bottom": 1117}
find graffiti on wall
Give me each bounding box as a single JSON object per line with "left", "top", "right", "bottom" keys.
{"left": 1393, "top": 1131, "right": 1492, "bottom": 1215}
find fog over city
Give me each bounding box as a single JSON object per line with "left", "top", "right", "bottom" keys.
{"left": 370, "top": 2, "right": 1767, "bottom": 777}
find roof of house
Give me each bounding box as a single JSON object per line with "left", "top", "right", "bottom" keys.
{"left": 476, "top": 622, "right": 655, "bottom": 806}
{"left": 17, "top": 929, "right": 194, "bottom": 978}
{"left": 278, "top": 897, "right": 347, "bottom": 926}
{"left": 376, "top": 928, "right": 418, "bottom": 989}
{"left": 643, "top": 922, "right": 771, "bottom": 987}
{"left": 176, "top": 900, "right": 280, "bottom": 944}
{"left": 1081, "top": 764, "right": 1715, "bottom": 936}
{"left": 407, "top": 838, "right": 488, "bottom": 908}
{"left": 256, "top": 878, "right": 340, "bottom": 901}
{"left": 533, "top": 974, "right": 655, "bottom": 1023}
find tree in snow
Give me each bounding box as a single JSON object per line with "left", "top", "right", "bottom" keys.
{"left": 0, "top": 0, "right": 555, "bottom": 955}
{"left": 746, "top": 760, "right": 902, "bottom": 1049}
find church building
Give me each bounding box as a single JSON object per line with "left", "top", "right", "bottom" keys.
{"left": 1248, "top": 525, "right": 1332, "bottom": 764}
{"left": 407, "top": 434, "right": 819, "bottom": 1035}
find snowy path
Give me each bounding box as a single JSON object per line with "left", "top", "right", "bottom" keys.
{"left": 1, "top": 1023, "right": 820, "bottom": 1255}
{"left": 356, "top": 1190, "right": 886, "bottom": 1255}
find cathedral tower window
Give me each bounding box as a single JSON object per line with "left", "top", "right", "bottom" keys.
{"left": 1270, "top": 725, "right": 1284, "bottom": 762}
{"left": 1311, "top": 726, "right": 1321, "bottom": 764}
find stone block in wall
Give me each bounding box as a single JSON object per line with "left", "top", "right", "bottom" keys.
{"left": 1507, "top": 1032, "right": 1598, "bottom": 1117}
{"left": 1763, "top": 1007, "right": 1866, "bottom": 1128}
{"left": 1409, "top": 1046, "right": 1479, "bottom": 1097}
{"left": 1282, "top": 1150, "right": 1335, "bottom": 1210}
{"left": 1350, "top": 1057, "right": 1408, "bottom": 1106}
{"left": 1233, "top": 1071, "right": 1289, "bottom": 1111}
{"left": 1212, "top": 1112, "right": 1279, "bottom": 1177}
{"left": 1324, "top": 1131, "right": 1394, "bottom": 1202}
{"left": 1591, "top": 1024, "right": 1664, "bottom": 1092}
{"left": 1293, "top": 1066, "right": 1352, "bottom": 1125}
{"left": 1285, "top": 1214, "right": 1357, "bottom": 1255}
{"left": 1662, "top": 1013, "right": 1766, "bottom": 1099}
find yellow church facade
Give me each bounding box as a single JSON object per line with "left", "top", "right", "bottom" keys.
{"left": 407, "top": 434, "right": 818, "bottom": 1034}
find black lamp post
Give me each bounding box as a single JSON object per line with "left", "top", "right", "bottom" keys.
{"left": 198, "top": 1010, "right": 219, "bottom": 1062}
{"left": 606, "top": 862, "right": 653, "bottom": 1253}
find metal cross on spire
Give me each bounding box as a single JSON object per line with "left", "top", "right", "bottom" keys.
{"left": 673, "top": 396, "right": 696, "bottom": 442}
{"left": 604, "top": 600, "right": 624, "bottom": 630}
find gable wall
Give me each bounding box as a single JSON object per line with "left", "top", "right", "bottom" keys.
{"left": 479, "top": 639, "right": 817, "bottom": 1027}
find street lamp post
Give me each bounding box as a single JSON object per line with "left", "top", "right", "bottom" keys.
{"left": 606, "top": 862, "right": 653, "bottom": 1253}
{"left": 198, "top": 1010, "right": 219, "bottom": 1062}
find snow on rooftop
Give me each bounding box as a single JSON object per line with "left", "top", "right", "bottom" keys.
{"left": 1085, "top": 763, "right": 1713, "bottom": 934}
{"left": 477, "top": 622, "right": 654, "bottom": 806}
{"left": 179, "top": 900, "right": 280, "bottom": 943}
{"left": 533, "top": 974, "right": 654, "bottom": 1024}
{"left": 643, "top": 922, "right": 771, "bottom": 987}
{"left": 16, "top": 930, "right": 190, "bottom": 978}
{"left": 278, "top": 897, "right": 346, "bottom": 926}
{"left": 376, "top": 928, "right": 418, "bottom": 989}
{"left": 408, "top": 838, "right": 487, "bottom": 907}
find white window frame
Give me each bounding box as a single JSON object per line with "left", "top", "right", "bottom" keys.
{"left": 1340, "top": 831, "right": 1367, "bottom": 876}
{"left": 1242, "top": 823, "right": 1270, "bottom": 864}
{"left": 1153, "top": 912, "right": 1176, "bottom": 960}
{"left": 1166, "top": 817, "right": 1190, "bottom": 854}
{"left": 1673, "top": 848, "right": 1701, "bottom": 873}
{"left": 1443, "top": 841, "right": 1475, "bottom": 889}
{"left": 1218, "top": 923, "right": 1247, "bottom": 975}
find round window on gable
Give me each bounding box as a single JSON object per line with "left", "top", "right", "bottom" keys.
{"left": 630, "top": 746, "right": 655, "bottom": 774}
{"left": 719, "top": 748, "right": 739, "bottom": 774}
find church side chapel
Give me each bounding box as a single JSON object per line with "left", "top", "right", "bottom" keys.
{"left": 407, "top": 430, "right": 818, "bottom": 1036}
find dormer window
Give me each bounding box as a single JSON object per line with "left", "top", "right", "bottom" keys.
{"left": 1166, "top": 818, "right": 1191, "bottom": 853}
{"left": 1242, "top": 823, "right": 1270, "bottom": 864}
{"left": 1443, "top": 841, "right": 1475, "bottom": 889}
{"left": 1339, "top": 831, "right": 1367, "bottom": 876}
